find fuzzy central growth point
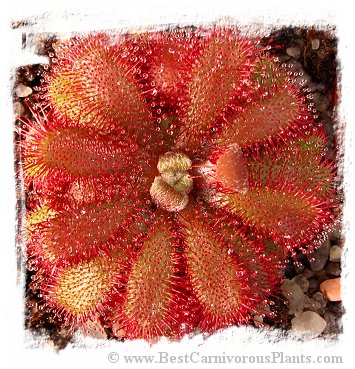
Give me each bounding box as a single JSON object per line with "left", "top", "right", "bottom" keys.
{"left": 150, "top": 151, "right": 193, "bottom": 212}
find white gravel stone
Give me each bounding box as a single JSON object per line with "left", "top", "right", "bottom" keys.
{"left": 112, "top": 323, "right": 126, "bottom": 338}
{"left": 291, "top": 311, "right": 327, "bottom": 338}
{"left": 253, "top": 315, "right": 264, "bottom": 328}
{"left": 311, "top": 39, "right": 320, "bottom": 50}
{"left": 329, "top": 245, "right": 342, "bottom": 262}
{"left": 15, "top": 83, "right": 32, "bottom": 98}
{"left": 13, "top": 101, "right": 25, "bottom": 116}
{"left": 286, "top": 47, "right": 301, "bottom": 59}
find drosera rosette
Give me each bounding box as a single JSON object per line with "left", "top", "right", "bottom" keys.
{"left": 20, "top": 25, "right": 340, "bottom": 344}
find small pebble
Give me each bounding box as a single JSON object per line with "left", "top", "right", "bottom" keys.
{"left": 320, "top": 278, "right": 341, "bottom": 301}
{"left": 329, "top": 245, "right": 342, "bottom": 262}
{"left": 253, "top": 315, "right": 263, "bottom": 328}
{"left": 282, "top": 279, "right": 305, "bottom": 316}
{"left": 303, "top": 292, "right": 326, "bottom": 312}
{"left": 315, "top": 83, "right": 326, "bottom": 92}
{"left": 286, "top": 47, "right": 301, "bottom": 59}
{"left": 291, "top": 311, "right": 327, "bottom": 338}
{"left": 292, "top": 275, "right": 309, "bottom": 292}
{"left": 308, "top": 277, "right": 319, "bottom": 294}
{"left": 52, "top": 40, "right": 65, "bottom": 54}
{"left": 308, "top": 240, "right": 330, "bottom": 271}
{"left": 325, "top": 262, "right": 341, "bottom": 277}
{"left": 303, "top": 296, "right": 322, "bottom": 311}
{"left": 112, "top": 323, "right": 126, "bottom": 338}
{"left": 15, "top": 83, "right": 32, "bottom": 98}
{"left": 313, "top": 292, "right": 327, "bottom": 309}
{"left": 311, "top": 39, "right": 320, "bottom": 50}
{"left": 13, "top": 101, "right": 25, "bottom": 116}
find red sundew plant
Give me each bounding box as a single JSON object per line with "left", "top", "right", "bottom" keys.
{"left": 20, "top": 26, "right": 339, "bottom": 342}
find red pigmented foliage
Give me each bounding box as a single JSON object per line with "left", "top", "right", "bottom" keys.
{"left": 178, "top": 203, "right": 277, "bottom": 332}
{"left": 213, "top": 57, "right": 315, "bottom": 152}
{"left": 117, "top": 212, "right": 187, "bottom": 339}
{"left": 31, "top": 251, "right": 131, "bottom": 330}
{"left": 41, "top": 33, "right": 152, "bottom": 134}
{"left": 144, "top": 29, "right": 202, "bottom": 109}
{"left": 20, "top": 26, "right": 339, "bottom": 343}
{"left": 22, "top": 114, "right": 143, "bottom": 184}
{"left": 27, "top": 190, "right": 151, "bottom": 270}
{"left": 175, "top": 28, "right": 262, "bottom": 153}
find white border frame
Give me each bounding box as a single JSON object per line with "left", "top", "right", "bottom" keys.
{"left": 2, "top": 1, "right": 354, "bottom": 367}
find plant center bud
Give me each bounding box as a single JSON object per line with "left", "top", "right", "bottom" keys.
{"left": 150, "top": 152, "right": 193, "bottom": 212}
